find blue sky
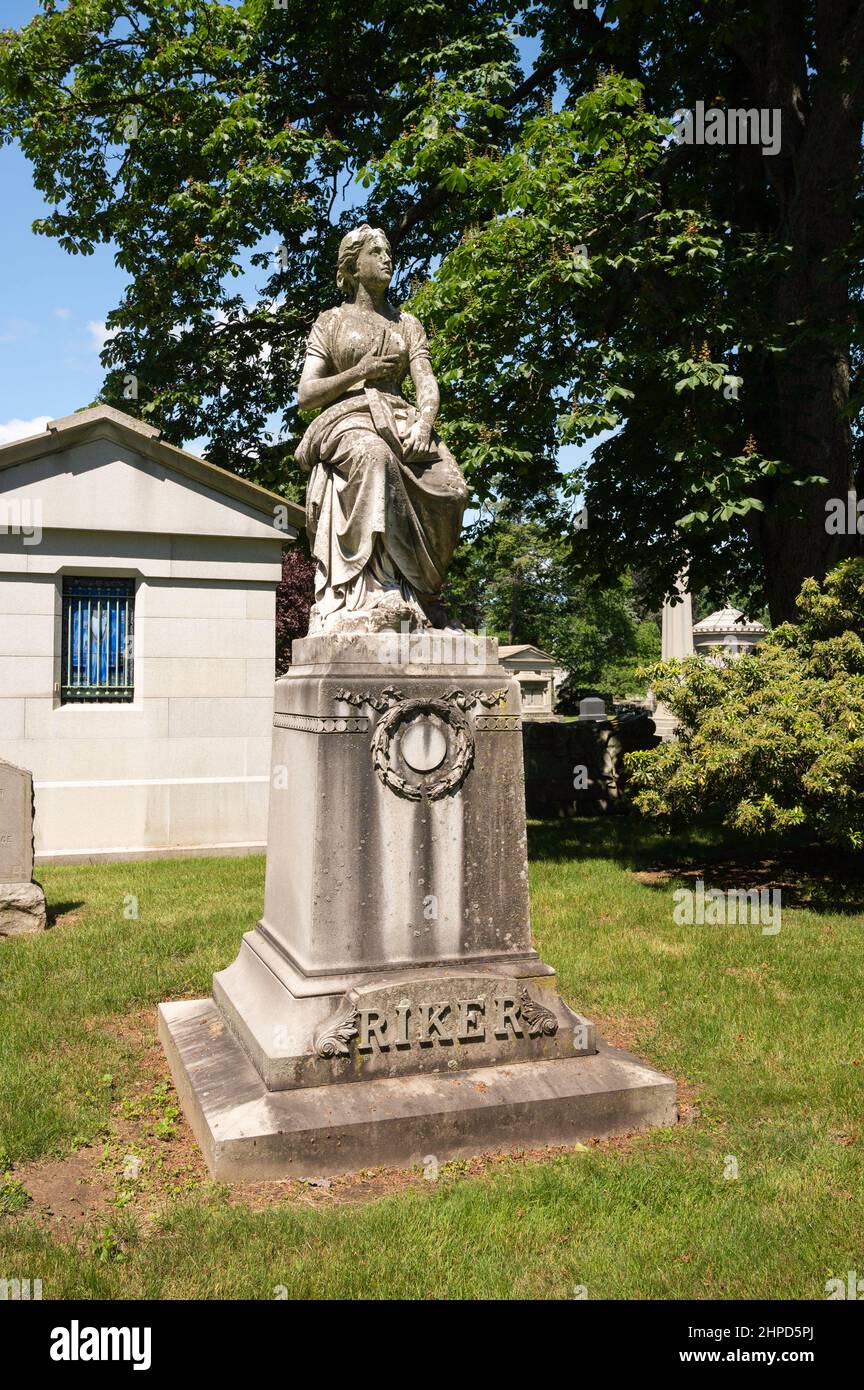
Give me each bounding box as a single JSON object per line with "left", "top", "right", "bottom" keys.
{"left": 0, "top": 0, "right": 129, "bottom": 441}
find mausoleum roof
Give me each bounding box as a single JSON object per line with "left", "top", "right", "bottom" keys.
{"left": 692, "top": 605, "right": 768, "bottom": 636}
{"left": 0, "top": 403, "right": 304, "bottom": 532}
{"left": 499, "top": 644, "right": 555, "bottom": 663}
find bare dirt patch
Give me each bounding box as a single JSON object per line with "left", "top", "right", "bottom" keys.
{"left": 10, "top": 1003, "right": 694, "bottom": 1236}
{"left": 16, "top": 1150, "right": 113, "bottom": 1231}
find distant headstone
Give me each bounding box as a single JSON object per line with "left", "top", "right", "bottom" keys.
{"left": 0, "top": 760, "right": 33, "bottom": 882}
{"left": 0, "top": 759, "right": 47, "bottom": 937}
{"left": 579, "top": 697, "right": 607, "bottom": 721}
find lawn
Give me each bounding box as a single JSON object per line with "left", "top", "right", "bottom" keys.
{"left": 0, "top": 817, "right": 861, "bottom": 1300}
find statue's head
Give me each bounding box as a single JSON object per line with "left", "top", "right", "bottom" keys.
{"left": 336, "top": 224, "right": 393, "bottom": 297}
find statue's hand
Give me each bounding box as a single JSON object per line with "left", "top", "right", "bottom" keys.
{"left": 356, "top": 349, "right": 401, "bottom": 383}
{"left": 403, "top": 417, "right": 433, "bottom": 461}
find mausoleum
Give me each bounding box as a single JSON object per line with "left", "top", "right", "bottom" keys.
{"left": 498, "top": 644, "right": 558, "bottom": 720}
{"left": 692, "top": 605, "right": 768, "bottom": 659}
{"left": 0, "top": 405, "right": 302, "bottom": 862}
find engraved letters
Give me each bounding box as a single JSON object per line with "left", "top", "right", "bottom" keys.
{"left": 347, "top": 992, "right": 557, "bottom": 1053}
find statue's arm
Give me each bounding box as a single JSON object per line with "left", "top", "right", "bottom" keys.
{"left": 403, "top": 355, "right": 440, "bottom": 459}
{"left": 410, "top": 355, "right": 440, "bottom": 430}
{"left": 298, "top": 345, "right": 403, "bottom": 412}
{"left": 298, "top": 354, "right": 363, "bottom": 411}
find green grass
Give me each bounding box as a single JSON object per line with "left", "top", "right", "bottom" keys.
{"left": 0, "top": 819, "right": 862, "bottom": 1300}
{"left": 0, "top": 855, "right": 261, "bottom": 1164}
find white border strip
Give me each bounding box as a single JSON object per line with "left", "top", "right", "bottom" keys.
{"left": 34, "top": 775, "right": 269, "bottom": 788}
{"left": 35, "top": 839, "right": 264, "bottom": 859}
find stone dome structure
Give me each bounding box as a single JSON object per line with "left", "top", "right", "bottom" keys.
{"left": 692, "top": 605, "right": 768, "bottom": 658}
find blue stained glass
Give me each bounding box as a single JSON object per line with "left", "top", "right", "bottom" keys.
{"left": 61, "top": 577, "right": 135, "bottom": 703}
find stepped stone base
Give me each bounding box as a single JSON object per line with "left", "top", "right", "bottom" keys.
{"left": 159, "top": 998, "right": 678, "bottom": 1181}
{"left": 160, "top": 636, "right": 677, "bottom": 1180}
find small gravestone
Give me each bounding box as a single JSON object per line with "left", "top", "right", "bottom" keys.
{"left": 0, "top": 759, "right": 47, "bottom": 936}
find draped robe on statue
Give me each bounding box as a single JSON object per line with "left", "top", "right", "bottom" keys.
{"left": 295, "top": 306, "right": 468, "bottom": 632}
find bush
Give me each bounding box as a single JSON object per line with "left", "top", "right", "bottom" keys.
{"left": 626, "top": 561, "right": 864, "bottom": 850}
{"left": 275, "top": 545, "right": 315, "bottom": 675}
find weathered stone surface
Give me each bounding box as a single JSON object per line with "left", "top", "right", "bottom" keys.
{"left": 213, "top": 956, "right": 595, "bottom": 1091}
{"left": 291, "top": 631, "right": 497, "bottom": 671}
{"left": 0, "top": 759, "right": 34, "bottom": 883}
{"left": 296, "top": 224, "right": 467, "bottom": 636}
{"left": 0, "top": 881, "right": 47, "bottom": 936}
{"left": 0, "top": 759, "right": 45, "bottom": 936}
{"left": 253, "top": 635, "right": 532, "bottom": 980}
{"left": 160, "top": 998, "right": 678, "bottom": 1181}
{"left": 164, "top": 627, "right": 677, "bottom": 1173}
{"left": 160, "top": 222, "right": 677, "bottom": 1181}
{"left": 210, "top": 634, "right": 598, "bottom": 1097}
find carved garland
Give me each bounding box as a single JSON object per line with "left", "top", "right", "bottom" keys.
{"left": 336, "top": 685, "right": 404, "bottom": 714}
{"left": 335, "top": 686, "right": 508, "bottom": 713}
{"left": 313, "top": 1000, "right": 359, "bottom": 1058}
{"left": 519, "top": 987, "right": 559, "bottom": 1036}
{"left": 335, "top": 687, "right": 509, "bottom": 802}
{"left": 444, "top": 687, "right": 509, "bottom": 711}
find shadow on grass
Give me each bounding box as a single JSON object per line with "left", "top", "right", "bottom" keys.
{"left": 45, "top": 900, "right": 85, "bottom": 927}
{"left": 527, "top": 811, "right": 864, "bottom": 915}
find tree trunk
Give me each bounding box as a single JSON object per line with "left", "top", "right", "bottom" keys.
{"left": 732, "top": 0, "right": 864, "bottom": 622}
{"left": 758, "top": 353, "right": 856, "bottom": 624}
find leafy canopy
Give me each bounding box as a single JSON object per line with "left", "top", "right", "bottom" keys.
{"left": 1, "top": 1, "right": 862, "bottom": 618}
{"left": 445, "top": 512, "right": 660, "bottom": 695}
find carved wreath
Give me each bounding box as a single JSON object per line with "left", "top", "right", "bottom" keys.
{"left": 371, "top": 697, "right": 474, "bottom": 801}
{"left": 334, "top": 687, "right": 508, "bottom": 801}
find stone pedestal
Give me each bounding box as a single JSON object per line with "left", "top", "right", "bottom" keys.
{"left": 161, "top": 635, "right": 675, "bottom": 1177}
{"left": 0, "top": 759, "right": 47, "bottom": 937}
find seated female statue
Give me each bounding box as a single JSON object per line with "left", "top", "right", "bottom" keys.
{"left": 296, "top": 223, "right": 468, "bottom": 634}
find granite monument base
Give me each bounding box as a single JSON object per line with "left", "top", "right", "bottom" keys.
{"left": 161, "top": 632, "right": 676, "bottom": 1178}
{"left": 159, "top": 997, "right": 677, "bottom": 1180}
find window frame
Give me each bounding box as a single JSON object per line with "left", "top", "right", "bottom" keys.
{"left": 59, "top": 575, "right": 137, "bottom": 705}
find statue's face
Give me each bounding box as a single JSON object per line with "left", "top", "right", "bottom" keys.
{"left": 354, "top": 233, "right": 392, "bottom": 292}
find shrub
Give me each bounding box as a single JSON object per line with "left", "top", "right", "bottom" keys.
{"left": 627, "top": 561, "right": 864, "bottom": 850}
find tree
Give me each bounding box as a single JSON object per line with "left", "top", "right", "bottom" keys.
{"left": 2, "top": 1, "right": 862, "bottom": 619}
{"left": 444, "top": 512, "right": 660, "bottom": 695}
{"left": 626, "top": 560, "right": 864, "bottom": 850}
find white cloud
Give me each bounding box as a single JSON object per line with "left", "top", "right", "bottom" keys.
{"left": 0, "top": 416, "right": 51, "bottom": 446}
{"left": 87, "top": 319, "right": 117, "bottom": 353}
{"left": 55, "top": 307, "right": 72, "bottom": 320}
